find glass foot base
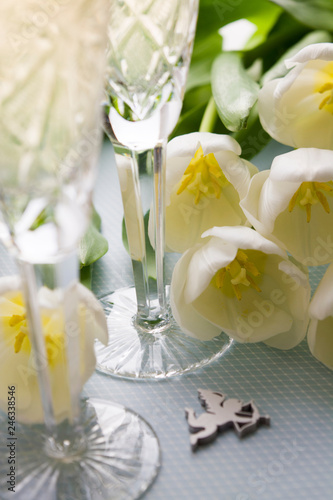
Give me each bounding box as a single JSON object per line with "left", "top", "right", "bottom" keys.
{"left": 0, "top": 398, "right": 160, "bottom": 500}
{"left": 95, "top": 286, "right": 232, "bottom": 379}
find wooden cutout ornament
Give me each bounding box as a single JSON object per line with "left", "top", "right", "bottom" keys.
{"left": 185, "top": 389, "right": 270, "bottom": 451}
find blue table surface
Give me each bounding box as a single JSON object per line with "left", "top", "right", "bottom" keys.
{"left": 1, "top": 139, "right": 332, "bottom": 500}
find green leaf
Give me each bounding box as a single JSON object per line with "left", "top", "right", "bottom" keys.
{"left": 187, "top": 31, "right": 222, "bottom": 91}
{"left": 244, "top": 6, "right": 282, "bottom": 50}
{"left": 79, "top": 207, "right": 108, "bottom": 269}
{"left": 171, "top": 85, "right": 212, "bottom": 138}
{"left": 29, "top": 206, "right": 54, "bottom": 231}
{"left": 196, "top": 0, "right": 281, "bottom": 40}
{"left": 243, "top": 13, "right": 309, "bottom": 71}
{"left": 174, "top": 0, "right": 283, "bottom": 138}
{"left": 271, "top": 0, "right": 333, "bottom": 31}
{"left": 122, "top": 211, "right": 156, "bottom": 280}
{"left": 181, "top": 84, "right": 212, "bottom": 113}
{"left": 232, "top": 104, "right": 270, "bottom": 161}
{"left": 91, "top": 206, "right": 102, "bottom": 231}
{"left": 212, "top": 53, "right": 260, "bottom": 132}
{"left": 80, "top": 265, "right": 92, "bottom": 289}
{"left": 262, "top": 30, "right": 332, "bottom": 84}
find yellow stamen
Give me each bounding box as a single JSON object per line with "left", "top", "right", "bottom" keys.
{"left": 235, "top": 250, "right": 248, "bottom": 263}
{"left": 232, "top": 284, "right": 242, "bottom": 301}
{"left": 315, "top": 181, "right": 332, "bottom": 192}
{"left": 243, "top": 260, "right": 260, "bottom": 276}
{"left": 226, "top": 258, "right": 242, "bottom": 278}
{"left": 318, "top": 82, "right": 333, "bottom": 110}
{"left": 316, "top": 189, "right": 330, "bottom": 213}
{"left": 212, "top": 249, "right": 262, "bottom": 300}
{"left": 288, "top": 189, "right": 299, "bottom": 213}
{"left": 319, "top": 82, "right": 333, "bottom": 94}
{"left": 44, "top": 333, "right": 64, "bottom": 366}
{"left": 246, "top": 275, "right": 262, "bottom": 293}
{"left": 9, "top": 314, "right": 25, "bottom": 327}
{"left": 306, "top": 204, "right": 312, "bottom": 223}
{"left": 316, "top": 61, "right": 333, "bottom": 113}
{"left": 14, "top": 331, "right": 26, "bottom": 353}
{"left": 232, "top": 249, "right": 260, "bottom": 276}
{"left": 177, "top": 145, "right": 230, "bottom": 204}
{"left": 8, "top": 310, "right": 65, "bottom": 368}
{"left": 215, "top": 268, "right": 226, "bottom": 288}
{"left": 319, "top": 93, "right": 332, "bottom": 110}
{"left": 288, "top": 181, "right": 333, "bottom": 222}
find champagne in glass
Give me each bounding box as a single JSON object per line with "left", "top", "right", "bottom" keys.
{"left": 96, "top": 0, "right": 232, "bottom": 379}
{"left": 0, "top": 2, "right": 160, "bottom": 498}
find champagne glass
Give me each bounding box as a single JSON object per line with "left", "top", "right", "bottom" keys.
{"left": 0, "top": 2, "right": 160, "bottom": 499}
{"left": 95, "top": 0, "right": 232, "bottom": 379}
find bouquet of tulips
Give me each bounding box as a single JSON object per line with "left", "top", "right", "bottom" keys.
{"left": 159, "top": 0, "right": 333, "bottom": 370}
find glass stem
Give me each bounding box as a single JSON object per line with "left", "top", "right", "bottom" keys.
{"left": 18, "top": 252, "right": 82, "bottom": 444}
{"left": 19, "top": 260, "right": 57, "bottom": 437}
{"left": 116, "top": 141, "right": 169, "bottom": 333}
{"left": 153, "top": 144, "right": 168, "bottom": 318}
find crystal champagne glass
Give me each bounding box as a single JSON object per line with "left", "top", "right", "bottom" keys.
{"left": 0, "top": 2, "right": 160, "bottom": 498}
{"left": 95, "top": 0, "right": 232, "bottom": 379}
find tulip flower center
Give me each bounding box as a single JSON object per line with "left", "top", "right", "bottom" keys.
{"left": 212, "top": 249, "right": 262, "bottom": 301}
{"left": 8, "top": 310, "right": 65, "bottom": 368}
{"left": 177, "top": 145, "right": 229, "bottom": 204}
{"left": 317, "top": 62, "right": 333, "bottom": 113}
{"left": 288, "top": 181, "right": 333, "bottom": 223}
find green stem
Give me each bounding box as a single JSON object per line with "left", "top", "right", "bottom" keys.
{"left": 199, "top": 96, "right": 217, "bottom": 133}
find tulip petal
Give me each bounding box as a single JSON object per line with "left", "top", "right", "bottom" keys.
{"left": 165, "top": 186, "right": 244, "bottom": 254}
{"left": 285, "top": 43, "right": 333, "bottom": 67}
{"left": 192, "top": 284, "right": 293, "bottom": 343}
{"left": 308, "top": 317, "right": 333, "bottom": 370}
{"left": 258, "top": 43, "right": 333, "bottom": 149}
{"left": 307, "top": 263, "right": 333, "bottom": 369}
{"left": 0, "top": 296, "right": 24, "bottom": 317}
{"left": 77, "top": 283, "right": 108, "bottom": 345}
{"left": 184, "top": 238, "right": 238, "bottom": 304}
{"left": 215, "top": 153, "right": 253, "bottom": 200}
{"left": 170, "top": 245, "right": 222, "bottom": 340}
{"left": 240, "top": 170, "right": 271, "bottom": 235}
{"left": 270, "top": 148, "right": 333, "bottom": 183}
{"left": 263, "top": 323, "right": 306, "bottom": 350}
{"left": 0, "top": 275, "right": 21, "bottom": 294}
{"left": 309, "top": 263, "right": 333, "bottom": 320}
{"left": 202, "top": 226, "right": 287, "bottom": 258}
{"left": 167, "top": 132, "right": 241, "bottom": 159}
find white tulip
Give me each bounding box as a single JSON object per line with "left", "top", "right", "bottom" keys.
{"left": 241, "top": 148, "right": 333, "bottom": 266}
{"left": 156, "top": 132, "right": 257, "bottom": 253}
{"left": 0, "top": 276, "right": 107, "bottom": 424}
{"left": 308, "top": 263, "right": 333, "bottom": 370}
{"left": 258, "top": 43, "right": 333, "bottom": 149}
{"left": 170, "top": 226, "right": 310, "bottom": 348}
